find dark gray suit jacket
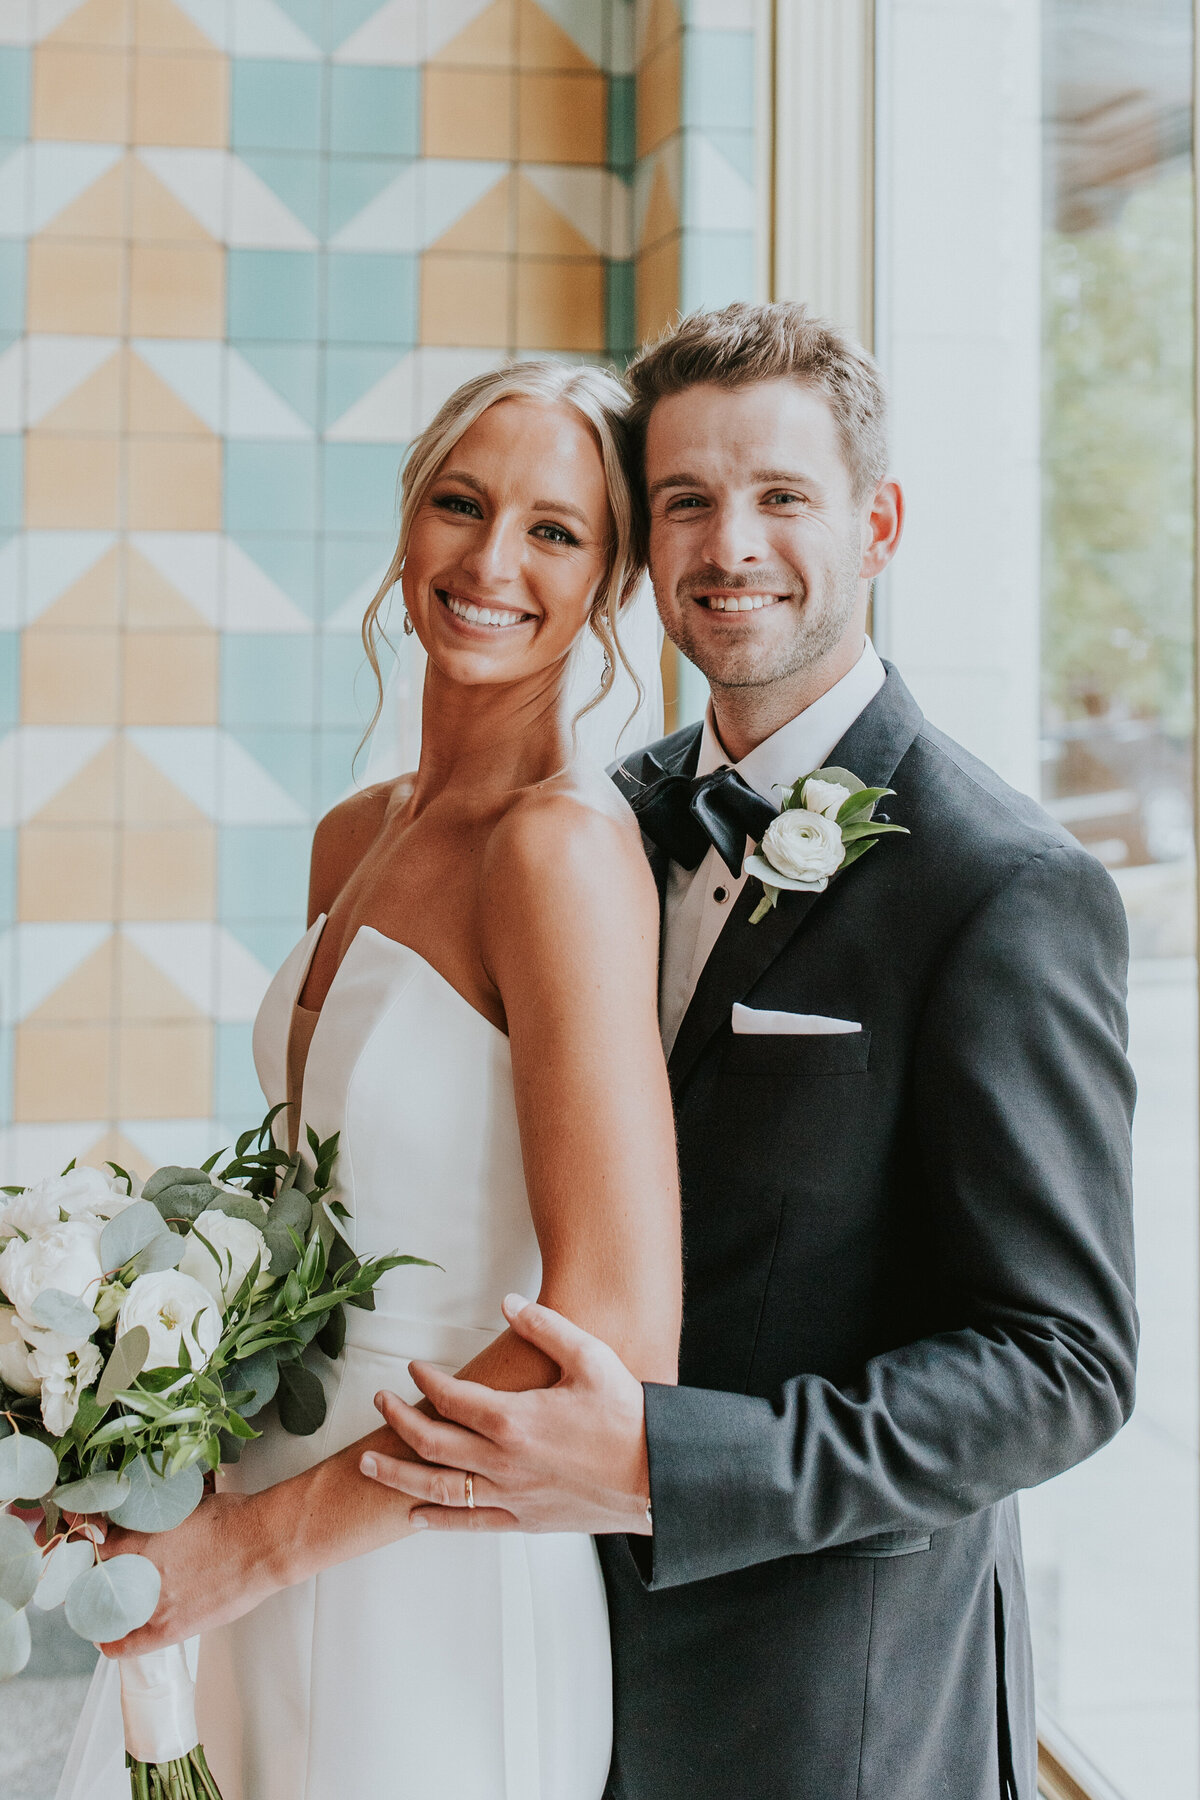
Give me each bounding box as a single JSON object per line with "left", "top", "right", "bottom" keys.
{"left": 602, "top": 664, "right": 1137, "bottom": 1800}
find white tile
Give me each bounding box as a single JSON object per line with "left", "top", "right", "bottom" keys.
{"left": 324, "top": 352, "right": 417, "bottom": 442}
{"left": 227, "top": 155, "right": 318, "bottom": 250}
{"left": 0, "top": 922, "right": 110, "bottom": 1023}
{"left": 0, "top": 1123, "right": 108, "bottom": 1186}
{"left": 334, "top": 0, "right": 423, "bottom": 64}
{"left": 523, "top": 165, "right": 632, "bottom": 256}
{"left": 137, "top": 149, "right": 226, "bottom": 241}
{"left": 22, "top": 532, "right": 116, "bottom": 626}
{"left": 25, "top": 335, "right": 118, "bottom": 427}
{"left": 680, "top": 133, "right": 755, "bottom": 234}
{"left": 24, "top": 144, "right": 122, "bottom": 237}
{"left": 224, "top": 348, "right": 313, "bottom": 440}
{"left": 127, "top": 728, "right": 308, "bottom": 824}
{"left": 0, "top": 727, "right": 113, "bottom": 827}
{"left": 123, "top": 923, "right": 270, "bottom": 1022}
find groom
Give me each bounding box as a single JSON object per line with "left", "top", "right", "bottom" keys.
{"left": 363, "top": 302, "right": 1138, "bottom": 1799}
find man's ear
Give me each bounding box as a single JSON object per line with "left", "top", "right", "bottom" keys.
{"left": 860, "top": 479, "right": 904, "bottom": 580}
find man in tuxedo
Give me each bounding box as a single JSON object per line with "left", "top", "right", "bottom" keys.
{"left": 363, "top": 302, "right": 1138, "bottom": 1799}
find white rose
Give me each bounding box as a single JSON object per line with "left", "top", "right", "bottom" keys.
{"left": 0, "top": 1305, "right": 40, "bottom": 1396}
{"left": 0, "top": 1216, "right": 104, "bottom": 1344}
{"left": 32, "top": 1338, "right": 102, "bottom": 1437}
{"left": 801, "top": 778, "right": 852, "bottom": 821}
{"left": 0, "top": 1166, "right": 137, "bottom": 1240}
{"left": 760, "top": 809, "right": 845, "bottom": 882}
{"left": 117, "top": 1270, "right": 221, "bottom": 1374}
{"left": 179, "top": 1210, "right": 271, "bottom": 1307}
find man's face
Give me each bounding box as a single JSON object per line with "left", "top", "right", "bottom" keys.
{"left": 644, "top": 379, "right": 879, "bottom": 694}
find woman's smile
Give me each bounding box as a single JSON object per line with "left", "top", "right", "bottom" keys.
{"left": 437, "top": 587, "right": 536, "bottom": 631}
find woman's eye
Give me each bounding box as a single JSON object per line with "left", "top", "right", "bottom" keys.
{"left": 433, "top": 493, "right": 483, "bottom": 518}
{"left": 532, "top": 522, "right": 578, "bottom": 546}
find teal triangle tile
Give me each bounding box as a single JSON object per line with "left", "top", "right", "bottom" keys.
{"left": 326, "top": 157, "right": 410, "bottom": 241}
{"left": 229, "top": 728, "right": 315, "bottom": 812}
{"left": 234, "top": 344, "right": 321, "bottom": 429}
{"left": 240, "top": 151, "right": 323, "bottom": 236}
{"left": 229, "top": 533, "right": 318, "bottom": 616}
{"left": 330, "top": 0, "right": 392, "bottom": 50}
{"left": 704, "top": 129, "right": 756, "bottom": 186}
{"left": 271, "top": 0, "right": 324, "bottom": 43}
{"left": 322, "top": 346, "right": 403, "bottom": 431}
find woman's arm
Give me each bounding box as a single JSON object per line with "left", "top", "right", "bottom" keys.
{"left": 100, "top": 793, "right": 680, "bottom": 1654}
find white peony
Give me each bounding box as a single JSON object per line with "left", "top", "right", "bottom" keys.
{"left": 801, "top": 777, "right": 852, "bottom": 821}
{"left": 0, "top": 1216, "right": 104, "bottom": 1345}
{"left": 179, "top": 1210, "right": 271, "bottom": 1306}
{"left": 759, "top": 808, "right": 845, "bottom": 883}
{"left": 0, "top": 1305, "right": 40, "bottom": 1396}
{"left": 0, "top": 1166, "right": 138, "bottom": 1241}
{"left": 32, "top": 1338, "right": 102, "bottom": 1436}
{"left": 117, "top": 1270, "right": 221, "bottom": 1374}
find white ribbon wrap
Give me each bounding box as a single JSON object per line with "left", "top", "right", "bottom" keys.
{"left": 119, "top": 1639, "right": 201, "bottom": 1763}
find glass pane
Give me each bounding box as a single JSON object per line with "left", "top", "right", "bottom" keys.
{"left": 1027, "top": 2, "right": 1198, "bottom": 1793}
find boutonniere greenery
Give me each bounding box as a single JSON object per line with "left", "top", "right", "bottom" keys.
{"left": 744, "top": 766, "right": 909, "bottom": 924}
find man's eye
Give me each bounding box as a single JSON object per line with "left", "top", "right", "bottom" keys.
{"left": 765, "top": 491, "right": 804, "bottom": 506}
{"left": 532, "top": 522, "right": 577, "bottom": 546}
{"left": 666, "top": 495, "right": 706, "bottom": 512}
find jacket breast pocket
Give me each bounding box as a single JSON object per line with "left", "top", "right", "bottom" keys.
{"left": 722, "top": 1028, "right": 872, "bottom": 1077}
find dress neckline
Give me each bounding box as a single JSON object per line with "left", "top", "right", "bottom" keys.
{"left": 294, "top": 918, "right": 509, "bottom": 1043}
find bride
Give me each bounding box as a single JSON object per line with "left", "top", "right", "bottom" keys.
{"left": 59, "top": 362, "right": 682, "bottom": 1800}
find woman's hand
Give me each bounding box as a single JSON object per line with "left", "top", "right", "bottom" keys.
{"left": 96, "top": 1491, "right": 280, "bottom": 1658}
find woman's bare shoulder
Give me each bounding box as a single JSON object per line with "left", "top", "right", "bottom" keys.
{"left": 308, "top": 776, "right": 413, "bottom": 916}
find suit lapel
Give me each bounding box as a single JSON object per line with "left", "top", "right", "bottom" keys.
{"left": 667, "top": 665, "right": 925, "bottom": 1095}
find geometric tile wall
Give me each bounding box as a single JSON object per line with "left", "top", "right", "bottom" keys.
{"left": 0, "top": 0, "right": 758, "bottom": 1181}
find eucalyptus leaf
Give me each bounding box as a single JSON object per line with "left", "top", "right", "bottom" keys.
{"left": 200, "top": 1194, "right": 268, "bottom": 1229}
{"left": 0, "top": 1434, "right": 59, "bottom": 1503}
{"left": 268, "top": 1190, "right": 312, "bottom": 1235}
{"left": 96, "top": 1327, "right": 151, "bottom": 1410}
{"left": 142, "top": 1168, "right": 222, "bottom": 1225}
{"left": 128, "top": 1233, "right": 187, "bottom": 1275}
{"left": 30, "top": 1289, "right": 97, "bottom": 1340}
{"left": 64, "top": 1552, "right": 161, "bottom": 1643}
{"left": 264, "top": 1221, "right": 302, "bottom": 1277}
{"left": 0, "top": 1597, "right": 31, "bottom": 1677}
{"left": 108, "top": 1456, "right": 204, "bottom": 1534}
{"left": 0, "top": 1513, "right": 41, "bottom": 1609}
{"left": 276, "top": 1359, "right": 326, "bottom": 1436}
{"left": 33, "top": 1536, "right": 95, "bottom": 1611}
{"left": 225, "top": 1349, "right": 278, "bottom": 1420}
{"left": 99, "top": 1201, "right": 168, "bottom": 1272}
{"left": 51, "top": 1470, "right": 132, "bottom": 1513}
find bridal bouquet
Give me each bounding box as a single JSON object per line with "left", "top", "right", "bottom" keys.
{"left": 0, "top": 1108, "right": 429, "bottom": 1799}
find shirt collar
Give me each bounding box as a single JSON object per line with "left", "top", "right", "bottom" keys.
{"left": 694, "top": 638, "right": 887, "bottom": 802}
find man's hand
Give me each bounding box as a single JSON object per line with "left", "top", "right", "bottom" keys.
{"left": 360, "top": 1294, "right": 653, "bottom": 1535}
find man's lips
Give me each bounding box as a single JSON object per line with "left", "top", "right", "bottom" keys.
{"left": 688, "top": 592, "right": 787, "bottom": 613}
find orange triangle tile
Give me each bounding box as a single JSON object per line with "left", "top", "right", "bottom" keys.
{"left": 30, "top": 546, "right": 122, "bottom": 631}
{"left": 45, "top": 0, "right": 133, "bottom": 46}
{"left": 116, "top": 937, "right": 202, "bottom": 1021}
{"left": 125, "top": 546, "right": 210, "bottom": 629}
{"left": 31, "top": 741, "right": 121, "bottom": 824}
{"left": 515, "top": 173, "right": 595, "bottom": 256}
{"left": 516, "top": 0, "right": 594, "bottom": 70}
{"left": 133, "top": 0, "right": 220, "bottom": 51}
{"left": 430, "top": 173, "right": 513, "bottom": 254}
{"left": 26, "top": 938, "right": 117, "bottom": 1024}
{"left": 34, "top": 352, "right": 122, "bottom": 434}
{"left": 118, "top": 739, "right": 208, "bottom": 823}
{"left": 641, "top": 0, "right": 681, "bottom": 61}
{"left": 80, "top": 1128, "right": 153, "bottom": 1181}
{"left": 129, "top": 157, "right": 214, "bottom": 244}
{"left": 127, "top": 351, "right": 214, "bottom": 436}
{"left": 433, "top": 0, "right": 516, "bottom": 66}
{"left": 638, "top": 159, "right": 678, "bottom": 250}
{"left": 41, "top": 157, "right": 130, "bottom": 239}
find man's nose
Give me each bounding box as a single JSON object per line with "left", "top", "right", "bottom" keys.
{"left": 698, "top": 499, "right": 770, "bottom": 570}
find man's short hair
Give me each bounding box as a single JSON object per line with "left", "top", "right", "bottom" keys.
{"left": 625, "top": 300, "right": 889, "bottom": 503}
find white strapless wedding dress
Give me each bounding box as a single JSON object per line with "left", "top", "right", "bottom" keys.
{"left": 57, "top": 918, "right": 613, "bottom": 1800}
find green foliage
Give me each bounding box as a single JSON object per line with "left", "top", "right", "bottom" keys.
{"left": 1043, "top": 169, "right": 1195, "bottom": 733}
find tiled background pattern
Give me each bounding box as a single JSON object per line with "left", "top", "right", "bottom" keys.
{"left": 0, "top": 0, "right": 757, "bottom": 1180}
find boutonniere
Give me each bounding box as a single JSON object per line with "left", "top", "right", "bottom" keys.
{"left": 744, "top": 766, "right": 909, "bottom": 924}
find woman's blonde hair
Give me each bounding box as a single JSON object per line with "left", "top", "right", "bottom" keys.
{"left": 360, "top": 360, "right": 646, "bottom": 751}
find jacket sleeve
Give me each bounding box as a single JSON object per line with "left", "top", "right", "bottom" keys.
{"left": 640, "top": 841, "right": 1139, "bottom": 1590}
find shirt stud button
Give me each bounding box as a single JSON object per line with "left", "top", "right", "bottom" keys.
{"left": 714, "top": 885, "right": 729, "bottom": 903}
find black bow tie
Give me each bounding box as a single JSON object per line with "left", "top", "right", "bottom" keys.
{"left": 629, "top": 753, "right": 779, "bottom": 877}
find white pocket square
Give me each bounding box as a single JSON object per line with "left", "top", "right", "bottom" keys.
{"left": 731, "top": 1003, "right": 862, "bottom": 1036}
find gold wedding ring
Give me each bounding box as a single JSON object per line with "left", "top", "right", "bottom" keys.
{"left": 464, "top": 1472, "right": 475, "bottom": 1509}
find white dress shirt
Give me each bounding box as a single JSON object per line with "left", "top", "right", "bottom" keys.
{"left": 659, "top": 639, "right": 887, "bottom": 1056}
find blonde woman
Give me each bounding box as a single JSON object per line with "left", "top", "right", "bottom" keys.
{"left": 60, "top": 364, "right": 682, "bottom": 1800}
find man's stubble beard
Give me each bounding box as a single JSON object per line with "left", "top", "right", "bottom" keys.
{"left": 665, "top": 542, "right": 864, "bottom": 695}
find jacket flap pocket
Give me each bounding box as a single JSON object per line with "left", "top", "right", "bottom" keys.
{"left": 724, "top": 1029, "right": 872, "bottom": 1076}
{"left": 817, "top": 1530, "right": 932, "bottom": 1560}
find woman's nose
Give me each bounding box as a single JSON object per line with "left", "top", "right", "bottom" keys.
{"left": 459, "top": 520, "right": 522, "bottom": 585}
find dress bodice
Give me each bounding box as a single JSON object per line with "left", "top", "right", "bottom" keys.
{"left": 252, "top": 917, "right": 542, "bottom": 1369}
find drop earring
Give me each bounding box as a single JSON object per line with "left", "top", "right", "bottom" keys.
{"left": 402, "top": 609, "right": 415, "bottom": 636}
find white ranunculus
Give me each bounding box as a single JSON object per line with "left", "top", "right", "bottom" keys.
{"left": 33, "top": 1338, "right": 102, "bottom": 1436}
{"left": 0, "top": 1166, "right": 137, "bottom": 1241}
{"left": 179, "top": 1210, "right": 271, "bottom": 1306}
{"left": 117, "top": 1270, "right": 221, "bottom": 1374}
{"left": 759, "top": 808, "right": 845, "bottom": 883}
{"left": 801, "top": 777, "right": 853, "bottom": 821}
{"left": 0, "top": 1305, "right": 40, "bottom": 1396}
{"left": 0, "top": 1216, "right": 104, "bottom": 1344}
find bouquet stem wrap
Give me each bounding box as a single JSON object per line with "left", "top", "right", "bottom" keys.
{"left": 119, "top": 1641, "right": 200, "bottom": 1764}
